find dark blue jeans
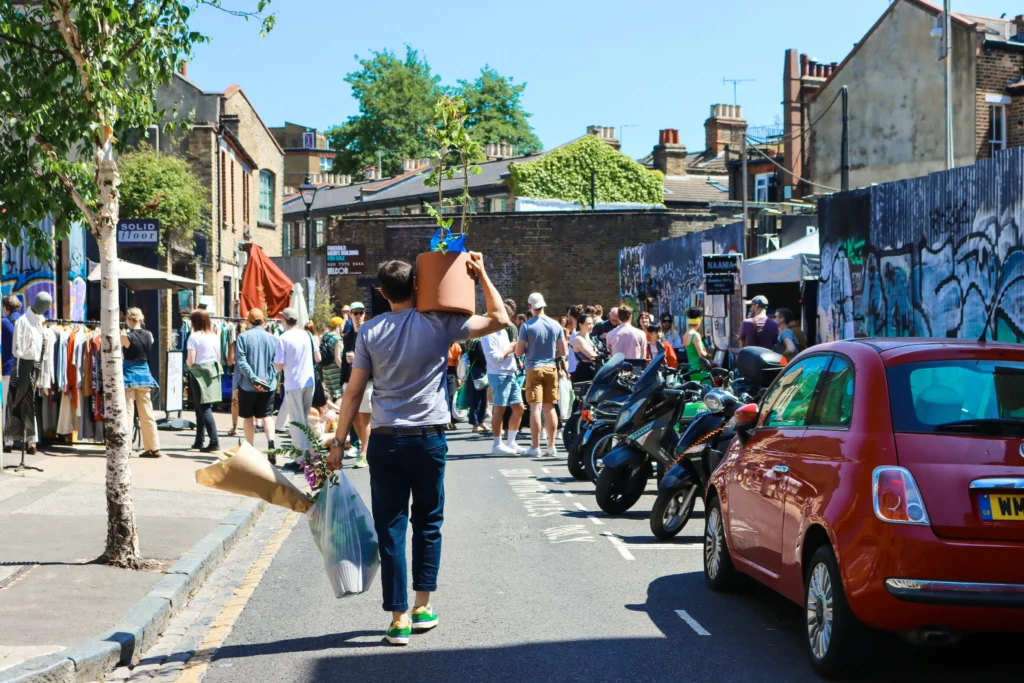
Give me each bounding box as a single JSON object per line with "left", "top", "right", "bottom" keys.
{"left": 367, "top": 429, "right": 447, "bottom": 612}
{"left": 467, "top": 372, "right": 488, "bottom": 427}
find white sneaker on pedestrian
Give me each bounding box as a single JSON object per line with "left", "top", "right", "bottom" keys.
{"left": 491, "top": 443, "right": 516, "bottom": 455}
{"left": 344, "top": 447, "right": 358, "bottom": 458}
{"left": 544, "top": 446, "right": 558, "bottom": 457}
{"left": 507, "top": 442, "right": 524, "bottom": 455}
{"left": 523, "top": 447, "right": 542, "bottom": 457}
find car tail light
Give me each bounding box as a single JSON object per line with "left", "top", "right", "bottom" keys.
{"left": 872, "top": 466, "right": 930, "bottom": 525}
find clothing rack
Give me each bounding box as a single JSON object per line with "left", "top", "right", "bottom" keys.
{"left": 45, "top": 319, "right": 127, "bottom": 329}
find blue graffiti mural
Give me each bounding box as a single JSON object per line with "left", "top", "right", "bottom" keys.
{"left": 2, "top": 217, "right": 56, "bottom": 316}
{"left": 819, "top": 148, "right": 1024, "bottom": 343}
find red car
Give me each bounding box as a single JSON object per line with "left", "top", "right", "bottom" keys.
{"left": 703, "top": 339, "right": 1024, "bottom": 677}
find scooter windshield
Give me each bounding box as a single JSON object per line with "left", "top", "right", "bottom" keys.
{"left": 592, "top": 353, "right": 626, "bottom": 385}
{"left": 633, "top": 351, "right": 666, "bottom": 392}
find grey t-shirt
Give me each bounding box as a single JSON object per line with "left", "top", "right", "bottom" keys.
{"left": 353, "top": 309, "right": 472, "bottom": 428}
{"left": 519, "top": 315, "right": 563, "bottom": 370}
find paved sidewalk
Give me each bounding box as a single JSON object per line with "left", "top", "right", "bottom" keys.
{"left": 0, "top": 410, "right": 274, "bottom": 676}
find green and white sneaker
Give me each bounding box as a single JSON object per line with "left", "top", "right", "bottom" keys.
{"left": 384, "top": 621, "right": 411, "bottom": 645}
{"left": 353, "top": 456, "right": 368, "bottom": 469}
{"left": 412, "top": 605, "right": 439, "bottom": 631}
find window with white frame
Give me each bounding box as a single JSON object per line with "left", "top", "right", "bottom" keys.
{"left": 488, "top": 196, "right": 507, "bottom": 213}
{"left": 754, "top": 173, "right": 771, "bottom": 203}
{"left": 990, "top": 104, "right": 1007, "bottom": 157}
{"left": 302, "top": 132, "right": 315, "bottom": 149}
{"left": 258, "top": 170, "right": 274, "bottom": 223}
{"left": 314, "top": 219, "right": 325, "bottom": 248}
{"left": 319, "top": 156, "right": 333, "bottom": 172}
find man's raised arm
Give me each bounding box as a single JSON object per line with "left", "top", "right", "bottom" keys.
{"left": 466, "top": 252, "right": 510, "bottom": 339}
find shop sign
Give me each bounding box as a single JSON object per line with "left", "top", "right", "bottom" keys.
{"left": 703, "top": 254, "right": 741, "bottom": 296}
{"left": 326, "top": 244, "right": 365, "bottom": 276}
{"left": 117, "top": 218, "right": 160, "bottom": 247}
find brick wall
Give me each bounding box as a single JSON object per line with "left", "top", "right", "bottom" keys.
{"left": 322, "top": 211, "right": 727, "bottom": 316}
{"left": 222, "top": 91, "right": 285, "bottom": 257}
{"left": 975, "top": 47, "right": 1024, "bottom": 160}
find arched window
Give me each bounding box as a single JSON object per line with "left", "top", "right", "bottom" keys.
{"left": 258, "top": 170, "right": 274, "bottom": 223}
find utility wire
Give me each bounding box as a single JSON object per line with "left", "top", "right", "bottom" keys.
{"left": 744, "top": 139, "right": 841, "bottom": 193}
{"left": 745, "top": 87, "right": 845, "bottom": 147}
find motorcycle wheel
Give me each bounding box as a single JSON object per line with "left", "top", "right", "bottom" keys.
{"left": 562, "top": 412, "right": 581, "bottom": 452}
{"left": 584, "top": 428, "right": 617, "bottom": 484}
{"left": 650, "top": 485, "right": 697, "bottom": 540}
{"left": 567, "top": 439, "right": 587, "bottom": 481}
{"left": 595, "top": 465, "right": 648, "bottom": 515}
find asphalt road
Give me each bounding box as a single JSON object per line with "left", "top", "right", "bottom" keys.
{"left": 201, "top": 427, "right": 1017, "bottom": 683}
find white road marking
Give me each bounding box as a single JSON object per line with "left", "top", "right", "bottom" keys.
{"left": 573, "top": 502, "right": 605, "bottom": 525}
{"left": 560, "top": 489, "right": 574, "bottom": 498}
{"left": 601, "top": 532, "right": 635, "bottom": 561}
{"left": 541, "top": 467, "right": 552, "bottom": 474}
{"left": 675, "top": 610, "right": 711, "bottom": 636}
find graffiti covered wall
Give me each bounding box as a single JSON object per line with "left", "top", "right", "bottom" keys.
{"left": 618, "top": 222, "right": 744, "bottom": 349}
{"left": 2, "top": 217, "right": 56, "bottom": 317}
{"left": 67, "top": 222, "right": 87, "bottom": 321}
{"left": 818, "top": 147, "right": 1024, "bottom": 343}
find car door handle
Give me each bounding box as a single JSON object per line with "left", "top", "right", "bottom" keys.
{"left": 773, "top": 465, "right": 790, "bottom": 474}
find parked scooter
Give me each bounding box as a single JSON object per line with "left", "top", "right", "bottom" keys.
{"left": 566, "top": 354, "right": 636, "bottom": 480}
{"left": 594, "top": 352, "right": 706, "bottom": 515}
{"left": 649, "top": 388, "right": 746, "bottom": 539}
{"left": 582, "top": 357, "right": 714, "bottom": 484}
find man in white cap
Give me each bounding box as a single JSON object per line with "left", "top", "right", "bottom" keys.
{"left": 515, "top": 292, "right": 567, "bottom": 457}
{"left": 739, "top": 294, "right": 778, "bottom": 350}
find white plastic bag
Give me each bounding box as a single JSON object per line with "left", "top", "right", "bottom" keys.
{"left": 307, "top": 471, "right": 380, "bottom": 597}
{"left": 558, "top": 375, "right": 574, "bottom": 419}
{"left": 457, "top": 353, "right": 468, "bottom": 381}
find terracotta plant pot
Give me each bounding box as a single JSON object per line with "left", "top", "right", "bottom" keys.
{"left": 415, "top": 251, "right": 476, "bottom": 315}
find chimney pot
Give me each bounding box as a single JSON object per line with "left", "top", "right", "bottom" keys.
{"left": 800, "top": 53, "right": 809, "bottom": 76}
{"left": 180, "top": 61, "right": 188, "bottom": 78}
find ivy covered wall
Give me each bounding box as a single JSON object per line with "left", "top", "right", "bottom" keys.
{"left": 507, "top": 135, "right": 664, "bottom": 207}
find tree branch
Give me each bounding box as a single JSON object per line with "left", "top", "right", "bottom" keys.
{"left": 0, "top": 31, "right": 71, "bottom": 61}
{"left": 123, "top": 0, "right": 171, "bottom": 62}
{"left": 34, "top": 135, "right": 99, "bottom": 231}
{"left": 46, "top": 0, "right": 90, "bottom": 93}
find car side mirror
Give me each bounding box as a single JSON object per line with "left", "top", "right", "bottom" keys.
{"left": 733, "top": 403, "right": 759, "bottom": 433}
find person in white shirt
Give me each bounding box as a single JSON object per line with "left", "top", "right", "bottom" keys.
{"left": 186, "top": 309, "right": 223, "bottom": 452}
{"left": 274, "top": 307, "right": 321, "bottom": 463}
{"left": 482, "top": 322, "right": 525, "bottom": 454}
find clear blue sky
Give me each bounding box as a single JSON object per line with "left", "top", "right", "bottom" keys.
{"left": 188, "top": 0, "right": 1014, "bottom": 159}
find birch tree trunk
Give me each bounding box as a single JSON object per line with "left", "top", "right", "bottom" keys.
{"left": 96, "top": 146, "right": 140, "bottom": 568}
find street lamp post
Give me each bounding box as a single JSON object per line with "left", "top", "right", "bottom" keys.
{"left": 298, "top": 174, "right": 319, "bottom": 316}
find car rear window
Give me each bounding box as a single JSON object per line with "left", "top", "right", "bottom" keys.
{"left": 886, "top": 360, "right": 1024, "bottom": 433}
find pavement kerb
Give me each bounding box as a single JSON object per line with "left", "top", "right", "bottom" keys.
{"left": 1, "top": 498, "right": 267, "bottom": 683}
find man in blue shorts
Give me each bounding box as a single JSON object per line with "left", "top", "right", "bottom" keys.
{"left": 482, "top": 306, "right": 525, "bottom": 454}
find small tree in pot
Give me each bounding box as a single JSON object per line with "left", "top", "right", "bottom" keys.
{"left": 417, "top": 96, "right": 485, "bottom": 314}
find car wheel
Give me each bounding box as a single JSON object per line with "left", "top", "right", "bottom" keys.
{"left": 804, "top": 545, "right": 864, "bottom": 679}
{"left": 703, "top": 494, "right": 738, "bottom": 591}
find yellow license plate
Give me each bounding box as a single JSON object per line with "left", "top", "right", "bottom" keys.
{"left": 980, "top": 494, "right": 1024, "bottom": 521}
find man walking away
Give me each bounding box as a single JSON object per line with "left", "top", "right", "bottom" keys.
{"left": 274, "top": 307, "right": 320, "bottom": 470}
{"left": 234, "top": 308, "right": 279, "bottom": 458}
{"left": 483, "top": 323, "right": 524, "bottom": 454}
{"left": 739, "top": 295, "right": 779, "bottom": 350}
{"left": 605, "top": 305, "right": 647, "bottom": 360}
{"left": 326, "top": 253, "right": 509, "bottom": 645}
{"left": 516, "top": 292, "right": 567, "bottom": 457}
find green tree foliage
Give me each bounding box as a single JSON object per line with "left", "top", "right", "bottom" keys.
{"left": 508, "top": 135, "right": 664, "bottom": 207}
{"left": 0, "top": 0, "right": 272, "bottom": 569}
{"left": 457, "top": 66, "right": 541, "bottom": 154}
{"left": 327, "top": 47, "right": 441, "bottom": 178}
{"left": 118, "top": 146, "right": 208, "bottom": 256}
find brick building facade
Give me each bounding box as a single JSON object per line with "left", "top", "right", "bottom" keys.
{"left": 974, "top": 39, "right": 1024, "bottom": 160}
{"left": 320, "top": 212, "right": 728, "bottom": 317}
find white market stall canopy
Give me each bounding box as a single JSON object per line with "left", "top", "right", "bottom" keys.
{"left": 87, "top": 260, "right": 204, "bottom": 291}
{"left": 742, "top": 233, "right": 820, "bottom": 285}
